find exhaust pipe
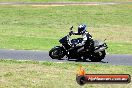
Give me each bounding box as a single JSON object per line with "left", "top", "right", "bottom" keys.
{"left": 94, "top": 47, "right": 107, "bottom": 53}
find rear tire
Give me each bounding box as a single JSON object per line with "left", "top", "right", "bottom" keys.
{"left": 49, "top": 47, "right": 65, "bottom": 59}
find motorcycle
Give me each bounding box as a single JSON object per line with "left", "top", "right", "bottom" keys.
{"left": 49, "top": 26, "right": 108, "bottom": 62}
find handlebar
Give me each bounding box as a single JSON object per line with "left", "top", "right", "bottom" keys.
{"left": 68, "top": 26, "right": 73, "bottom": 36}
{"left": 70, "top": 26, "right": 73, "bottom": 30}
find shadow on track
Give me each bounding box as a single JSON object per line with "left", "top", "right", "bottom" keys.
{"left": 63, "top": 58, "right": 108, "bottom": 63}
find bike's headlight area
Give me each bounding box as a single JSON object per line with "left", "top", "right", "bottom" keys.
{"left": 95, "top": 43, "right": 108, "bottom": 50}
{"left": 100, "top": 43, "right": 107, "bottom": 47}
{"left": 103, "top": 43, "right": 108, "bottom": 48}
{"left": 95, "top": 46, "right": 99, "bottom": 50}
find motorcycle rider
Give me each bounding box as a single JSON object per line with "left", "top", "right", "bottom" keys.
{"left": 69, "top": 24, "right": 94, "bottom": 60}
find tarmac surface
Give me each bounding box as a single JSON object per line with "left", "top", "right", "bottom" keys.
{"left": 0, "top": 49, "right": 132, "bottom": 66}
{"left": 0, "top": 2, "right": 131, "bottom": 6}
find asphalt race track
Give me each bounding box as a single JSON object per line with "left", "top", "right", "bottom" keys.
{"left": 0, "top": 49, "right": 132, "bottom": 66}
{"left": 0, "top": 2, "right": 132, "bottom": 6}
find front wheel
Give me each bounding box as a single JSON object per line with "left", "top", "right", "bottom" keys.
{"left": 49, "top": 46, "right": 65, "bottom": 59}
{"left": 89, "top": 50, "right": 106, "bottom": 62}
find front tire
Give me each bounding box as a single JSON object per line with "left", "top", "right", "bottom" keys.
{"left": 89, "top": 50, "right": 106, "bottom": 62}
{"left": 49, "top": 47, "right": 65, "bottom": 59}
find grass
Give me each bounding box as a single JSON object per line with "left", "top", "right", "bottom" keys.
{"left": 0, "top": 0, "right": 131, "bottom": 2}
{"left": 0, "top": 4, "right": 132, "bottom": 54}
{"left": 0, "top": 59, "right": 132, "bottom": 88}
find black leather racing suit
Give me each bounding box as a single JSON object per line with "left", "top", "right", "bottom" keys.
{"left": 69, "top": 31, "right": 94, "bottom": 52}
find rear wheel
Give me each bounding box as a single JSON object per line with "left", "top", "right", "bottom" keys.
{"left": 89, "top": 50, "right": 106, "bottom": 62}
{"left": 49, "top": 47, "right": 65, "bottom": 59}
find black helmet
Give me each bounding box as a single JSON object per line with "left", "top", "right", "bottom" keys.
{"left": 78, "top": 24, "right": 87, "bottom": 34}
